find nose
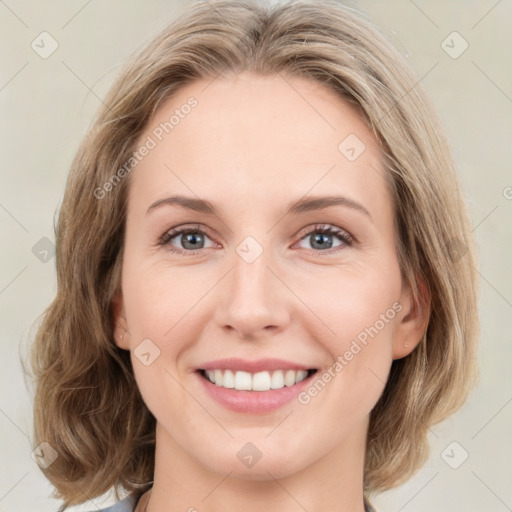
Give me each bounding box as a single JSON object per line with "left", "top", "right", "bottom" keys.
{"left": 213, "top": 246, "right": 291, "bottom": 340}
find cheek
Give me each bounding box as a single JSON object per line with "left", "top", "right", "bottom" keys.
{"left": 294, "top": 266, "right": 400, "bottom": 412}
{"left": 121, "top": 264, "right": 214, "bottom": 417}
{"left": 292, "top": 261, "right": 401, "bottom": 348}
{"left": 123, "top": 262, "right": 209, "bottom": 339}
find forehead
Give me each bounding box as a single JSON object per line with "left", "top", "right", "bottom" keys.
{"left": 129, "top": 72, "right": 391, "bottom": 221}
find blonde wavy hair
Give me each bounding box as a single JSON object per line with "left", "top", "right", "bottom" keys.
{"left": 26, "top": 0, "right": 479, "bottom": 509}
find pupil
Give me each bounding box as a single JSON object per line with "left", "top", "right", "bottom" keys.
{"left": 183, "top": 233, "right": 203, "bottom": 250}
{"left": 179, "top": 232, "right": 334, "bottom": 251}
{"left": 312, "top": 233, "right": 332, "bottom": 250}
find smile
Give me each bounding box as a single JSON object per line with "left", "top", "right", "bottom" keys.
{"left": 199, "top": 368, "right": 316, "bottom": 391}
{"left": 195, "top": 357, "right": 319, "bottom": 413}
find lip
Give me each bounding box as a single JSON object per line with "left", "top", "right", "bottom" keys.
{"left": 195, "top": 359, "right": 317, "bottom": 414}
{"left": 197, "top": 357, "right": 313, "bottom": 373}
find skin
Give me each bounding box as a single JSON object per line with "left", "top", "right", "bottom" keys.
{"left": 113, "top": 71, "right": 429, "bottom": 512}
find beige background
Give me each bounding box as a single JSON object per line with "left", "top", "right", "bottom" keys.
{"left": 1, "top": 1, "right": 511, "bottom": 511}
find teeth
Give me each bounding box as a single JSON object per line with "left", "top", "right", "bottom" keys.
{"left": 296, "top": 370, "right": 308, "bottom": 383}
{"left": 252, "top": 371, "right": 271, "bottom": 391}
{"left": 222, "top": 369, "right": 235, "bottom": 388}
{"left": 203, "top": 369, "right": 310, "bottom": 391}
{"left": 270, "top": 370, "right": 284, "bottom": 389}
{"left": 284, "top": 370, "right": 296, "bottom": 387}
{"left": 234, "top": 371, "right": 252, "bottom": 390}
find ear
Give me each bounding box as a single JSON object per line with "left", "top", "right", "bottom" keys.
{"left": 392, "top": 274, "right": 431, "bottom": 360}
{"left": 112, "top": 290, "right": 130, "bottom": 350}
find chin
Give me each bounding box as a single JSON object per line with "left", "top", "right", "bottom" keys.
{"left": 212, "top": 454, "right": 305, "bottom": 481}
{"left": 189, "top": 435, "right": 311, "bottom": 480}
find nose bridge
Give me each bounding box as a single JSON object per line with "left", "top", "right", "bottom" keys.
{"left": 215, "top": 239, "right": 290, "bottom": 338}
{"left": 233, "top": 247, "right": 271, "bottom": 303}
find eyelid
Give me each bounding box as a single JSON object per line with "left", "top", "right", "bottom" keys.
{"left": 292, "top": 223, "right": 354, "bottom": 254}
{"left": 295, "top": 223, "right": 354, "bottom": 244}
{"left": 158, "top": 223, "right": 218, "bottom": 253}
{"left": 158, "top": 222, "right": 355, "bottom": 255}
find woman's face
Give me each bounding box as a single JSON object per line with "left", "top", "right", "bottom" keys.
{"left": 114, "top": 72, "right": 426, "bottom": 480}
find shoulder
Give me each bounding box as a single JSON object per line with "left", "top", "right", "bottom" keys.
{"left": 89, "top": 493, "right": 138, "bottom": 512}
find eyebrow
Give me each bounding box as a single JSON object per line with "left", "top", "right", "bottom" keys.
{"left": 146, "top": 194, "right": 372, "bottom": 220}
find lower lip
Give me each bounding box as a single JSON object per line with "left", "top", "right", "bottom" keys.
{"left": 196, "top": 371, "right": 315, "bottom": 414}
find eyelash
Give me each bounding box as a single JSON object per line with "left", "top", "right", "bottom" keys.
{"left": 158, "top": 223, "right": 354, "bottom": 256}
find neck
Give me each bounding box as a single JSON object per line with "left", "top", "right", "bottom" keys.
{"left": 145, "top": 419, "right": 369, "bottom": 512}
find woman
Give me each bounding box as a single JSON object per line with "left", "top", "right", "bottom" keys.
{"left": 28, "top": 1, "right": 479, "bottom": 511}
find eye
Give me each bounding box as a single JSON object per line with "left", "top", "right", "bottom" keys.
{"left": 158, "top": 223, "right": 354, "bottom": 256}
{"left": 159, "top": 224, "right": 217, "bottom": 254}
{"left": 294, "top": 224, "right": 353, "bottom": 253}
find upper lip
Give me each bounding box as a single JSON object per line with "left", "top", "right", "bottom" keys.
{"left": 198, "top": 358, "right": 314, "bottom": 373}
